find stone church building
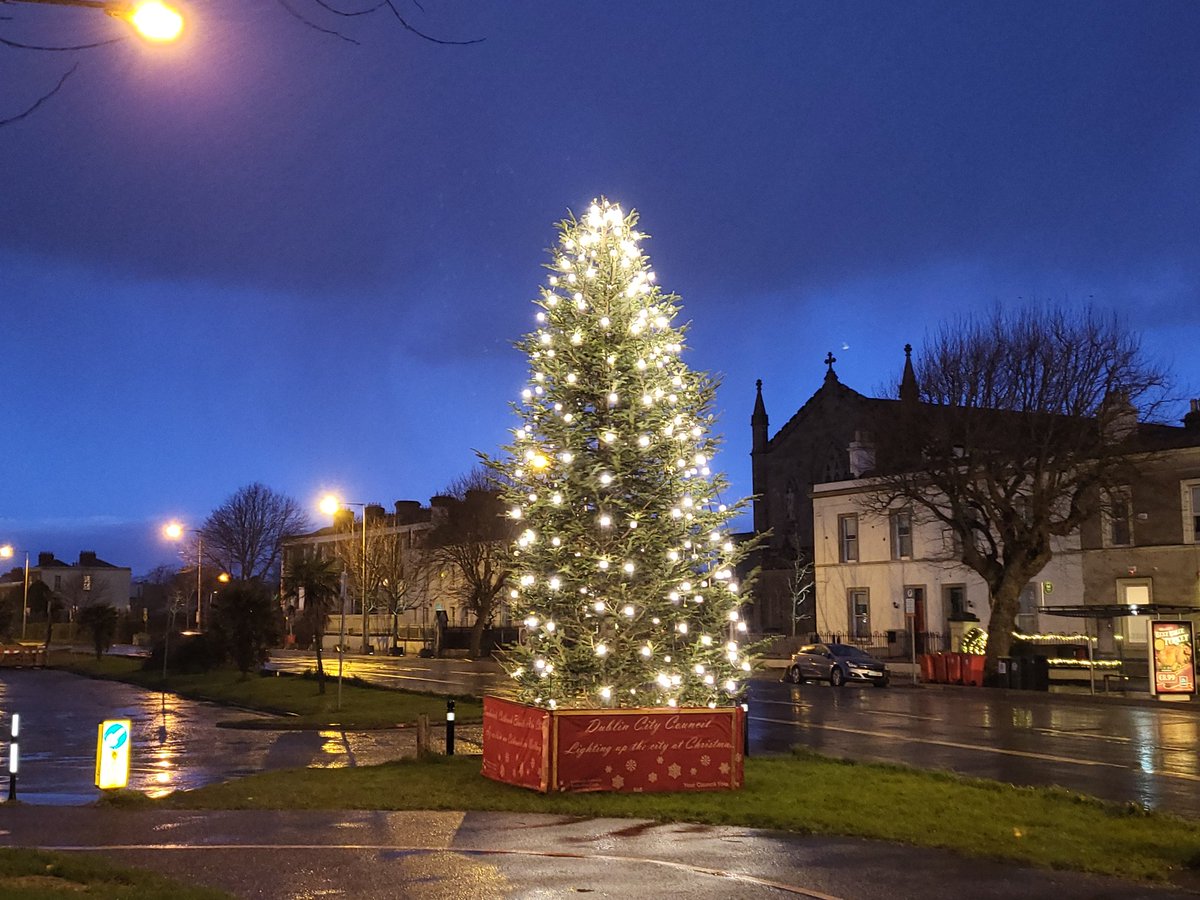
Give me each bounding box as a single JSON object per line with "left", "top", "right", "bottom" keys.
{"left": 746, "top": 348, "right": 920, "bottom": 635}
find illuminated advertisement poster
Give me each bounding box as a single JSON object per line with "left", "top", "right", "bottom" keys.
{"left": 1149, "top": 621, "right": 1195, "bottom": 697}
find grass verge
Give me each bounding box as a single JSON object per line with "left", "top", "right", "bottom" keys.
{"left": 0, "top": 847, "right": 232, "bottom": 899}
{"left": 124, "top": 750, "right": 1200, "bottom": 885}
{"left": 49, "top": 653, "right": 482, "bottom": 729}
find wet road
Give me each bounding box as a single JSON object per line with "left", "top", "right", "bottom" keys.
{"left": 749, "top": 679, "right": 1200, "bottom": 817}
{"left": 0, "top": 670, "right": 443, "bottom": 805}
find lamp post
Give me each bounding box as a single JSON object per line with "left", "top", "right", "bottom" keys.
{"left": 163, "top": 522, "right": 203, "bottom": 631}
{"left": 4, "top": 0, "right": 185, "bottom": 42}
{"left": 320, "top": 495, "right": 372, "bottom": 708}
{"left": 0, "top": 545, "right": 31, "bottom": 641}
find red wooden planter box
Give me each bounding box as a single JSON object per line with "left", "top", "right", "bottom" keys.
{"left": 481, "top": 695, "right": 745, "bottom": 793}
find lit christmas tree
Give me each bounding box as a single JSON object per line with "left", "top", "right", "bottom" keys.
{"left": 489, "top": 199, "right": 756, "bottom": 711}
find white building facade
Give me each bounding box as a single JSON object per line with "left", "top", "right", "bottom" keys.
{"left": 811, "top": 480, "right": 1084, "bottom": 655}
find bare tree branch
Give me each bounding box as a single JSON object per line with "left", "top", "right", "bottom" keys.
{"left": 382, "top": 0, "right": 483, "bottom": 45}
{"left": 275, "top": 0, "right": 359, "bottom": 44}
{"left": 308, "top": 0, "right": 389, "bottom": 17}
{"left": 0, "top": 60, "right": 76, "bottom": 126}
{"left": 0, "top": 33, "right": 121, "bottom": 50}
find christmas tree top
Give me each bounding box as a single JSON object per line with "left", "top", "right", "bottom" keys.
{"left": 489, "top": 199, "right": 756, "bottom": 710}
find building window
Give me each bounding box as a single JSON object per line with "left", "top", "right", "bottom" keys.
{"left": 838, "top": 514, "right": 859, "bottom": 563}
{"left": 1105, "top": 489, "right": 1132, "bottom": 547}
{"left": 944, "top": 584, "right": 967, "bottom": 620}
{"left": 1185, "top": 481, "right": 1200, "bottom": 543}
{"left": 1117, "top": 579, "right": 1153, "bottom": 646}
{"left": 942, "top": 528, "right": 963, "bottom": 557}
{"left": 890, "top": 509, "right": 913, "bottom": 559}
{"left": 848, "top": 589, "right": 870, "bottom": 640}
{"left": 1017, "top": 583, "right": 1039, "bottom": 634}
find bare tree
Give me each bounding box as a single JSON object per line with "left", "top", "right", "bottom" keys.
{"left": 427, "top": 466, "right": 513, "bottom": 659}
{"left": 200, "top": 482, "right": 311, "bottom": 582}
{"left": 786, "top": 549, "right": 814, "bottom": 638}
{"left": 331, "top": 518, "right": 428, "bottom": 652}
{"left": 865, "top": 306, "right": 1168, "bottom": 675}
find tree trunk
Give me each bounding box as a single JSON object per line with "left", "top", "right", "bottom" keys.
{"left": 469, "top": 615, "right": 487, "bottom": 660}
{"left": 983, "top": 575, "right": 1026, "bottom": 678}
{"left": 315, "top": 640, "right": 326, "bottom": 695}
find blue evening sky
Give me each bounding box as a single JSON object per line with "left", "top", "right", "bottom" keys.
{"left": 1, "top": 1, "right": 1197, "bottom": 574}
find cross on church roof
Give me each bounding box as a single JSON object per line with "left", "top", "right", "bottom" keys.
{"left": 824, "top": 351, "right": 836, "bottom": 371}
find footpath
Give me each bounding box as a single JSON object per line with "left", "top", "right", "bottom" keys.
{"left": 1, "top": 805, "right": 1196, "bottom": 899}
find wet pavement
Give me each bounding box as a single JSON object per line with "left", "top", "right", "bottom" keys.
{"left": 2, "top": 807, "right": 1195, "bottom": 899}
{"left": 0, "top": 670, "right": 474, "bottom": 805}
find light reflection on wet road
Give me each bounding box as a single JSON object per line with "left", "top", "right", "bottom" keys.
{"left": 0, "top": 670, "right": 445, "bottom": 805}
{"left": 749, "top": 680, "right": 1200, "bottom": 817}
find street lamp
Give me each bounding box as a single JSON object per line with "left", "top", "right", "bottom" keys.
{"left": 319, "top": 495, "right": 371, "bottom": 653}
{"left": 8, "top": 0, "right": 184, "bottom": 42}
{"left": 320, "top": 494, "right": 371, "bottom": 710}
{"left": 163, "top": 522, "right": 204, "bottom": 631}
{"left": 5, "top": 0, "right": 185, "bottom": 42}
{"left": 0, "top": 545, "right": 30, "bottom": 641}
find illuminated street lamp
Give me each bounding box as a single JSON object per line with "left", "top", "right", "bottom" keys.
{"left": 319, "top": 494, "right": 370, "bottom": 711}
{"left": 0, "top": 545, "right": 31, "bottom": 640}
{"left": 5, "top": 0, "right": 185, "bottom": 42}
{"left": 162, "top": 521, "right": 204, "bottom": 630}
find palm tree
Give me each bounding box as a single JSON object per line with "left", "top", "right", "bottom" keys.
{"left": 283, "top": 555, "right": 342, "bottom": 694}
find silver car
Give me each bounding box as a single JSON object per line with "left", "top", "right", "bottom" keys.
{"left": 786, "top": 642, "right": 890, "bottom": 687}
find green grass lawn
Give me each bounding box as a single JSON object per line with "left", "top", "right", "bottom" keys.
{"left": 0, "top": 848, "right": 232, "bottom": 899}
{"left": 122, "top": 750, "right": 1200, "bottom": 885}
{"left": 50, "top": 653, "right": 481, "bottom": 728}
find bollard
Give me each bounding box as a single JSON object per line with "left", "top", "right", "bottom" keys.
{"left": 7, "top": 713, "right": 19, "bottom": 802}
{"left": 416, "top": 714, "right": 430, "bottom": 758}
{"left": 446, "top": 699, "right": 456, "bottom": 756}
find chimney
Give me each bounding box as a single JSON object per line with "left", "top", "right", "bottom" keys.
{"left": 79, "top": 551, "right": 98, "bottom": 567}
{"left": 332, "top": 509, "right": 355, "bottom": 532}
{"left": 1184, "top": 399, "right": 1200, "bottom": 432}
{"left": 365, "top": 503, "right": 386, "bottom": 524}
{"left": 429, "top": 495, "right": 455, "bottom": 525}
{"left": 38, "top": 552, "right": 55, "bottom": 567}
{"left": 1102, "top": 392, "right": 1138, "bottom": 442}
{"left": 393, "top": 500, "right": 423, "bottom": 524}
{"left": 848, "top": 430, "right": 876, "bottom": 478}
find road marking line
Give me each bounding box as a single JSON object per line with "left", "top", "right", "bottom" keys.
{"left": 755, "top": 698, "right": 939, "bottom": 723}
{"left": 750, "top": 716, "right": 1200, "bottom": 781}
{"left": 34, "top": 843, "right": 841, "bottom": 899}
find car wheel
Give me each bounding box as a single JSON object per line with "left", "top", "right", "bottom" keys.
{"left": 787, "top": 666, "right": 803, "bottom": 684}
{"left": 830, "top": 666, "right": 845, "bottom": 687}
